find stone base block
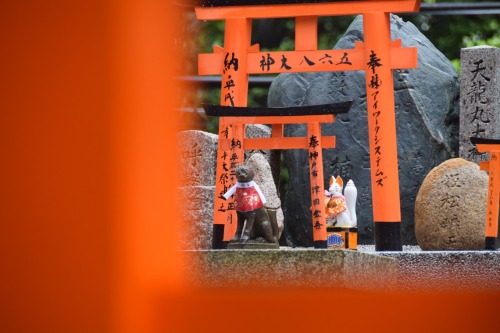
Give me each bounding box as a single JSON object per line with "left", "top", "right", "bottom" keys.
{"left": 180, "top": 248, "right": 397, "bottom": 290}
{"left": 378, "top": 250, "right": 500, "bottom": 292}
{"left": 227, "top": 242, "right": 280, "bottom": 250}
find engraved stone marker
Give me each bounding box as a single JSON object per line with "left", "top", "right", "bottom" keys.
{"left": 459, "top": 46, "right": 500, "bottom": 163}
{"left": 177, "top": 130, "right": 218, "bottom": 187}
{"left": 415, "top": 158, "right": 488, "bottom": 250}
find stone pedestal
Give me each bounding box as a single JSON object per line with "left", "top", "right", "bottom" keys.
{"left": 379, "top": 250, "right": 500, "bottom": 292}
{"left": 180, "top": 249, "right": 397, "bottom": 290}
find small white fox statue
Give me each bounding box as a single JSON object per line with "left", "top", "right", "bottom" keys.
{"left": 324, "top": 176, "right": 357, "bottom": 228}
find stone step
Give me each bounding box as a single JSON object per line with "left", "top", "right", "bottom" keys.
{"left": 180, "top": 248, "right": 397, "bottom": 290}
{"left": 377, "top": 249, "right": 500, "bottom": 292}
{"left": 181, "top": 247, "right": 500, "bottom": 292}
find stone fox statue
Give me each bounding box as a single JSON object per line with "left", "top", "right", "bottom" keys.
{"left": 325, "top": 176, "right": 357, "bottom": 227}
{"left": 223, "top": 165, "right": 279, "bottom": 244}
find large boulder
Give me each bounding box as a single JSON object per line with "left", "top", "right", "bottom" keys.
{"left": 268, "top": 15, "right": 459, "bottom": 246}
{"left": 415, "top": 158, "right": 488, "bottom": 250}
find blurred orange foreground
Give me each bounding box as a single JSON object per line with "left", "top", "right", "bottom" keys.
{"left": 1, "top": 1, "right": 500, "bottom": 333}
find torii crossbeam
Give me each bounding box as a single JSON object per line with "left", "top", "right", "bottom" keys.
{"left": 194, "top": 0, "right": 421, "bottom": 250}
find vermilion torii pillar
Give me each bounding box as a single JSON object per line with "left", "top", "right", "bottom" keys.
{"left": 194, "top": 0, "right": 421, "bottom": 250}
{"left": 471, "top": 137, "right": 500, "bottom": 250}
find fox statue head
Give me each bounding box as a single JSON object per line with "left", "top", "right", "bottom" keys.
{"left": 328, "top": 175, "right": 344, "bottom": 196}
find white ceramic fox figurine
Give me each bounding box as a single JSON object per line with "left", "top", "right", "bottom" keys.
{"left": 324, "top": 176, "right": 357, "bottom": 227}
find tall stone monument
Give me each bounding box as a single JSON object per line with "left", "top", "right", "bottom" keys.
{"left": 459, "top": 46, "right": 500, "bottom": 163}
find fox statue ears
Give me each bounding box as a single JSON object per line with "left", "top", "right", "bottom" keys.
{"left": 329, "top": 176, "right": 344, "bottom": 189}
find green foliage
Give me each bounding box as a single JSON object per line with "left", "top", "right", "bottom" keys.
{"left": 405, "top": 0, "right": 499, "bottom": 73}
{"left": 462, "top": 19, "right": 500, "bottom": 48}
{"left": 197, "top": 20, "right": 225, "bottom": 54}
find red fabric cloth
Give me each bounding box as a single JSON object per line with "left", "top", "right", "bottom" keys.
{"left": 234, "top": 186, "right": 264, "bottom": 212}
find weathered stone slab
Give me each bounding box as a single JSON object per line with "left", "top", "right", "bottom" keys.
{"left": 177, "top": 130, "right": 218, "bottom": 187}
{"left": 267, "top": 14, "right": 459, "bottom": 246}
{"left": 177, "top": 186, "right": 215, "bottom": 250}
{"left": 181, "top": 249, "right": 397, "bottom": 290}
{"left": 378, "top": 250, "right": 500, "bottom": 292}
{"left": 459, "top": 46, "right": 500, "bottom": 163}
{"left": 415, "top": 158, "right": 488, "bottom": 250}
{"left": 176, "top": 130, "right": 218, "bottom": 249}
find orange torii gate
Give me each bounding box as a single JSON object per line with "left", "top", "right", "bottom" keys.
{"left": 471, "top": 137, "right": 500, "bottom": 250}
{"left": 195, "top": 0, "right": 421, "bottom": 250}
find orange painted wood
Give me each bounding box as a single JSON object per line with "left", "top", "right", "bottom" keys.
{"left": 363, "top": 11, "right": 401, "bottom": 222}
{"left": 470, "top": 139, "right": 500, "bottom": 240}
{"left": 195, "top": 1, "right": 421, "bottom": 20}
{"left": 199, "top": 46, "right": 417, "bottom": 75}
{"left": 485, "top": 152, "right": 500, "bottom": 238}
{"left": 476, "top": 144, "right": 500, "bottom": 152}
{"left": 272, "top": 124, "right": 284, "bottom": 138}
{"left": 241, "top": 136, "right": 335, "bottom": 150}
{"left": 296, "top": 16, "right": 317, "bottom": 51}
{"left": 247, "top": 50, "right": 364, "bottom": 73}
{"left": 307, "top": 122, "right": 328, "bottom": 242}
{"left": 480, "top": 161, "right": 490, "bottom": 171}
{"left": 213, "top": 18, "right": 252, "bottom": 240}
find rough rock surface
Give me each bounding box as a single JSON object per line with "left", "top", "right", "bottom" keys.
{"left": 176, "top": 130, "right": 218, "bottom": 187}
{"left": 245, "top": 124, "right": 281, "bottom": 190}
{"left": 246, "top": 153, "right": 284, "bottom": 238}
{"left": 415, "top": 158, "right": 488, "bottom": 250}
{"left": 181, "top": 249, "right": 397, "bottom": 290}
{"left": 176, "top": 130, "right": 218, "bottom": 249}
{"left": 267, "top": 14, "right": 459, "bottom": 246}
{"left": 177, "top": 186, "right": 215, "bottom": 250}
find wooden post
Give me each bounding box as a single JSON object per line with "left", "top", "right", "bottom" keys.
{"left": 363, "top": 12, "right": 402, "bottom": 251}
{"left": 472, "top": 137, "right": 500, "bottom": 250}
{"left": 212, "top": 18, "right": 251, "bottom": 247}
{"left": 307, "top": 122, "right": 328, "bottom": 248}
{"left": 484, "top": 152, "right": 500, "bottom": 250}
